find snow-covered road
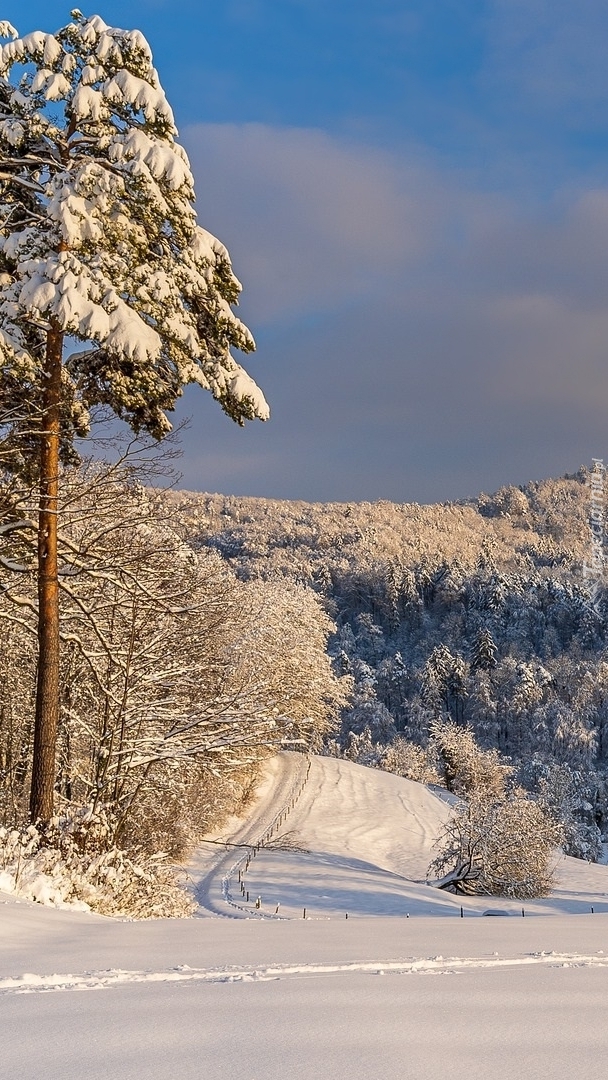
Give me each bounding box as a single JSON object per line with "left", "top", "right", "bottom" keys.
{"left": 189, "top": 750, "right": 310, "bottom": 916}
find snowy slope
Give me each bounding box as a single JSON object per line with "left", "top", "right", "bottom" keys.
{"left": 4, "top": 753, "right": 608, "bottom": 1080}
{"left": 190, "top": 752, "right": 608, "bottom": 919}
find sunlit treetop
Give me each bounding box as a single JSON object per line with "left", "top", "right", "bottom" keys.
{"left": 0, "top": 11, "right": 269, "bottom": 451}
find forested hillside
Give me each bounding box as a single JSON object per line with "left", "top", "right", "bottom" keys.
{"left": 165, "top": 469, "right": 608, "bottom": 856}
{"left": 2, "top": 464, "right": 605, "bottom": 913}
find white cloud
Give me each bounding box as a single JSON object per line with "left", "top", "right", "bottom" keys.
{"left": 183, "top": 123, "right": 440, "bottom": 322}
{"left": 176, "top": 121, "right": 608, "bottom": 500}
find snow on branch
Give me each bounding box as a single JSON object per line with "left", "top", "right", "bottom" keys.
{"left": 0, "top": 13, "right": 269, "bottom": 437}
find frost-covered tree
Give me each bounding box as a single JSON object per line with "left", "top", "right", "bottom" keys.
{"left": 0, "top": 464, "right": 349, "bottom": 849}
{"left": 0, "top": 13, "right": 269, "bottom": 822}
{"left": 518, "top": 758, "right": 603, "bottom": 863}
{"left": 470, "top": 627, "right": 498, "bottom": 672}
{"left": 429, "top": 790, "right": 562, "bottom": 898}
{"left": 421, "top": 646, "right": 468, "bottom": 724}
{"left": 467, "top": 670, "right": 499, "bottom": 746}
{"left": 429, "top": 720, "right": 512, "bottom": 798}
{"left": 340, "top": 658, "right": 395, "bottom": 746}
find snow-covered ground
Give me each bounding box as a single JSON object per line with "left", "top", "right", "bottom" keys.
{"left": 190, "top": 753, "right": 608, "bottom": 919}
{"left": 3, "top": 753, "right": 608, "bottom": 1079}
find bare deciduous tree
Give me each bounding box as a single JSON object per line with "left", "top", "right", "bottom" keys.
{"left": 429, "top": 791, "right": 563, "bottom": 898}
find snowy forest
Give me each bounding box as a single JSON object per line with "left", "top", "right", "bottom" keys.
{"left": 7, "top": 461, "right": 605, "bottom": 906}
{"left": 165, "top": 469, "right": 608, "bottom": 863}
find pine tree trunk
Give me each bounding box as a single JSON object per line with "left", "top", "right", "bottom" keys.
{"left": 29, "top": 324, "right": 63, "bottom": 824}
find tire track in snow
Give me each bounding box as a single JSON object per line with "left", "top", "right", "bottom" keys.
{"left": 3, "top": 951, "right": 608, "bottom": 995}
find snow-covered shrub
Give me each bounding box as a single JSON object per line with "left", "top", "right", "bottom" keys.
{"left": 0, "top": 815, "right": 194, "bottom": 917}
{"left": 117, "top": 759, "right": 267, "bottom": 860}
{"left": 430, "top": 721, "right": 513, "bottom": 797}
{"left": 429, "top": 791, "right": 563, "bottom": 898}
{"left": 378, "top": 737, "right": 440, "bottom": 785}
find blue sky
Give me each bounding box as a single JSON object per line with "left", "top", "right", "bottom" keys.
{"left": 5, "top": 2, "right": 608, "bottom": 502}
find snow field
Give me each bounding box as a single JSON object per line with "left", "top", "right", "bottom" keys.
{"left": 196, "top": 753, "right": 608, "bottom": 919}
{"left": 3, "top": 911, "right": 608, "bottom": 1080}
{"left": 4, "top": 754, "right": 608, "bottom": 1078}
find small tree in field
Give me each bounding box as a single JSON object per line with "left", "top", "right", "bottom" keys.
{"left": 428, "top": 723, "right": 562, "bottom": 898}
{"left": 0, "top": 12, "right": 269, "bottom": 823}
{"left": 429, "top": 790, "right": 562, "bottom": 898}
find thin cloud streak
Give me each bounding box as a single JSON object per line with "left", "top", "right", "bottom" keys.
{"left": 483, "top": 0, "right": 608, "bottom": 119}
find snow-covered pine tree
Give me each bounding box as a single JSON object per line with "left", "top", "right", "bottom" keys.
{"left": 470, "top": 627, "right": 498, "bottom": 672}
{"left": 0, "top": 13, "right": 269, "bottom": 823}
